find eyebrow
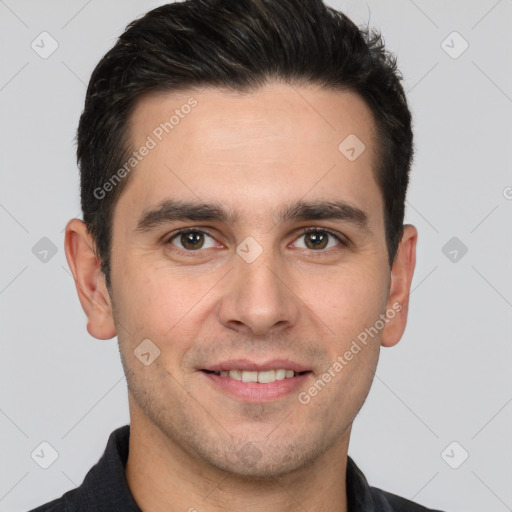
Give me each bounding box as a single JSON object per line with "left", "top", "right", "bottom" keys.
{"left": 135, "top": 199, "right": 370, "bottom": 234}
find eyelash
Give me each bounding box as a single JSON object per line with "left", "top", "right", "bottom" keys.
{"left": 165, "top": 227, "right": 348, "bottom": 255}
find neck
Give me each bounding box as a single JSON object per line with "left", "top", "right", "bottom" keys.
{"left": 125, "top": 401, "right": 350, "bottom": 512}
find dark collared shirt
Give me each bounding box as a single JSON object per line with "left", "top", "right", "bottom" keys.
{"left": 28, "top": 425, "right": 446, "bottom": 512}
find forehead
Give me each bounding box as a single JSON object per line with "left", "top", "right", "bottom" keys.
{"left": 116, "top": 82, "right": 383, "bottom": 233}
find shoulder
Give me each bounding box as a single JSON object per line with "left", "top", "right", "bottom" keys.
{"left": 371, "top": 485, "right": 447, "bottom": 512}
{"left": 26, "top": 424, "right": 135, "bottom": 512}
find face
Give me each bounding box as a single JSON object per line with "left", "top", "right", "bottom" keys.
{"left": 70, "top": 82, "right": 416, "bottom": 479}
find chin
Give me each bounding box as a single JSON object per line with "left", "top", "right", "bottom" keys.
{"left": 196, "top": 436, "right": 328, "bottom": 480}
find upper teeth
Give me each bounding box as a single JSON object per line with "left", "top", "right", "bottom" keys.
{"left": 219, "top": 369, "right": 296, "bottom": 383}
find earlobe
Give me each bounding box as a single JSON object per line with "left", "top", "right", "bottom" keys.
{"left": 64, "top": 219, "right": 117, "bottom": 340}
{"left": 381, "top": 224, "right": 418, "bottom": 348}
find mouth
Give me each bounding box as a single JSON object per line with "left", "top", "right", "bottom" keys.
{"left": 201, "top": 368, "right": 311, "bottom": 384}
{"left": 199, "top": 360, "right": 313, "bottom": 402}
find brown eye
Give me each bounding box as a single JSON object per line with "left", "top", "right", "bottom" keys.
{"left": 180, "top": 231, "right": 204, "bottom": 250}
{"left": 304, "top": 231, "right": 329, "bottom": 250}
{"left": 293, "top": 229, "right": 344, "bottom": 251}
{"left": 168, "top": 230, "right": 216, "bottom": 251}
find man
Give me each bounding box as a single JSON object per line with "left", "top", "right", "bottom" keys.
{"left": 29, "top": 0, "right": 446, "bottom": 510}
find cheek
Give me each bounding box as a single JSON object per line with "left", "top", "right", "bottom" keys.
{"left": 298, "top": 338, "right": 379, "bottom": 433}
{"left": 111, "top": 260, "right": 215, "bottom": 348}
{"left": 298, "top": 262, "right": 388, "bottom": 333}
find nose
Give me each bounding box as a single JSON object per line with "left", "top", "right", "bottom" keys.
{"left": 217, "top": 245, "right": 300, "bottom": 336}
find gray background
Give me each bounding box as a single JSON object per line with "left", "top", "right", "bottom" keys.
{"left": 1, "top": 1, "right": 511, "bottom": 511}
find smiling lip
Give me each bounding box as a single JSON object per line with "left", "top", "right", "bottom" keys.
{"left": 201, "top": 359, "right": 311, "bottom": 373}
{"left": 200, "top": 359, "right": 312, "bottom": 402}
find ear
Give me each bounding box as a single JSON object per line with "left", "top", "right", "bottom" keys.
{"left": 381, "top": 224, "right": 418, "bottom": 348}
{"left": 64, "top": 219, "right": 117, "bottom": 340}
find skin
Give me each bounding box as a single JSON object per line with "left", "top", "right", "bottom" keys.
{"left": 65, "top": 82, "right": 417, "bottom": 512}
